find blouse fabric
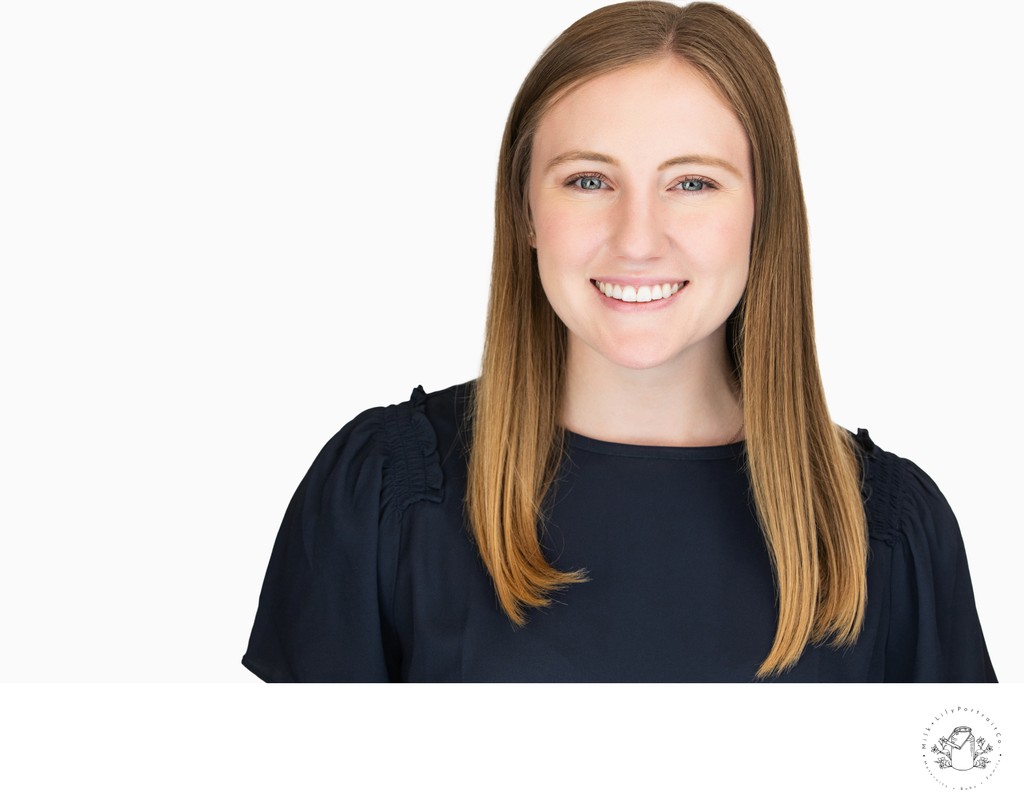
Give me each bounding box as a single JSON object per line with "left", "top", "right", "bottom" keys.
{"left": 241, "top": 381, "right": 997, "bottom": 682}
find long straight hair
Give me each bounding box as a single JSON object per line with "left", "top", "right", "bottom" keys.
{"left": 465, "top": 1, "right": 868, "bottom": 678}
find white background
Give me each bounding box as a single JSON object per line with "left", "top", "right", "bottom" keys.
{"left": 1, "top": 0, "right": 1021, "bottom": 801}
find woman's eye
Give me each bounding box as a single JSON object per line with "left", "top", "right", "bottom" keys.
{"left": 679, "top": 178, "right": 708, "bottom": 192}
{"left": 568, "top": 174, "right": 606, "bottom": 191}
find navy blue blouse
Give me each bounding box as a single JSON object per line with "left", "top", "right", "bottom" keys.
{"left": 241, "top": 381, "right": 997, "bottom": 682}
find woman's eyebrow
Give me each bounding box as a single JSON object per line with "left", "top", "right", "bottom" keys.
{"left": 544, "top": 149, "right": 742, "bottom": 178}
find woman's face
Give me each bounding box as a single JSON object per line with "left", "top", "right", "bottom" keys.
{"left": 528, "top": 56, "right": 754, "bottom": 372}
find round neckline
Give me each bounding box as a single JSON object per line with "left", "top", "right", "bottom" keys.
{"left": 564, "top": 428, "right": 747, "bottom": 460}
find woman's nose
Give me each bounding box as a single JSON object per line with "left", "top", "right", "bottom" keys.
{"left": 610, "top": 190, "right": 668, "bottom": 262}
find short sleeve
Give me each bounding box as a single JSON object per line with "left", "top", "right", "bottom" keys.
{"left": 884, "top": 456, "right": 997, "bottom": 682}
{"left": 241, "top": 406, "right": 399, "bottom": 682}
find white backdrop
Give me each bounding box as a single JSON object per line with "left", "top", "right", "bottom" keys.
{"left": 1, "top": 1, "right": 1019, "bottom": 690}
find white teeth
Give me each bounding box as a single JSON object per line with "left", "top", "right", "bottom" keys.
{"left": 594, "top": 280, "right": 686, "bottom": 303}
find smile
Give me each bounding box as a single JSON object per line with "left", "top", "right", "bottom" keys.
{"left": 591, "top": 279, "right": 688, "bottom": 302}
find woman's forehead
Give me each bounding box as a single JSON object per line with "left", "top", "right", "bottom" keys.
{"left": 531, "top": 57, "right": 750, "bottom": 174}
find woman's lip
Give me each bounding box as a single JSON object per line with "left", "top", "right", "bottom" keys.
{"left": 590, "top": 277, "right": 687, "bottom": 286}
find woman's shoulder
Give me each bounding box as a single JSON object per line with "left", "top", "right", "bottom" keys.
{"left": 849, "top": 429, "right": 996, "bottom": 682}
{"left": 847, "top": 428, "right": 963, "bottom": 556}
{"left": 316, "top": 380, "right": 474, "bottom": 515}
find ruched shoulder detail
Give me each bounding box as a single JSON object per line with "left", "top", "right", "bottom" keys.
{"left": 380, "top": 385, "right": 444, "bottom": 515}
{"left": 849, "top": 427, "right": 900, "bottom": 547}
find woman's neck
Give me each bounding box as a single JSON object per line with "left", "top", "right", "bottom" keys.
{"left": 559, "top": 327, "right": 744, "bottom": 447}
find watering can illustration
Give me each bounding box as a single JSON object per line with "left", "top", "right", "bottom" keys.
{"left": 942, "top": 726, "right": 976, "bottom": 771}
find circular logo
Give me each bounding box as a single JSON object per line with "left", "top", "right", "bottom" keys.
{"left": 921, "top": 706, "right": 1003, "bottom": 789}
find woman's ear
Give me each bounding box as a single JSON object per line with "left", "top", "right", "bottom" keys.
{"left": 525, "top": 201, "right": 536, "bottom": 248}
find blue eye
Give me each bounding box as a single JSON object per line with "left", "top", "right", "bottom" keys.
{"left": 567, "top": 174, "right": 605, "bottom": 191}
{"left": 679, "top": 178, "right": 706, "bottom": 192}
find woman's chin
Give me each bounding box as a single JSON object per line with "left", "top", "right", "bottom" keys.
{"left": 592, "top": 344, "right": 683, "bottom": 372}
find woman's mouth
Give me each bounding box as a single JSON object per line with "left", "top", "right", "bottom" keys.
{"left": 591, "top": 279, "right": 688, "bottom": 302}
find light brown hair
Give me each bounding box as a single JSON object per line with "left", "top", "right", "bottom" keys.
{"left": 466, "top": 0, "right": 867, "bottom": 678}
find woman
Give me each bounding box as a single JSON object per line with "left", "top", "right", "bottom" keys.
{"left": 241, "top": 1, "right": 996, "bottom": 682}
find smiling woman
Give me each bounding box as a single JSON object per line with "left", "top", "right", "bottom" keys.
{"left": 241, "top": 1, "right": 997, "bottom": 682}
